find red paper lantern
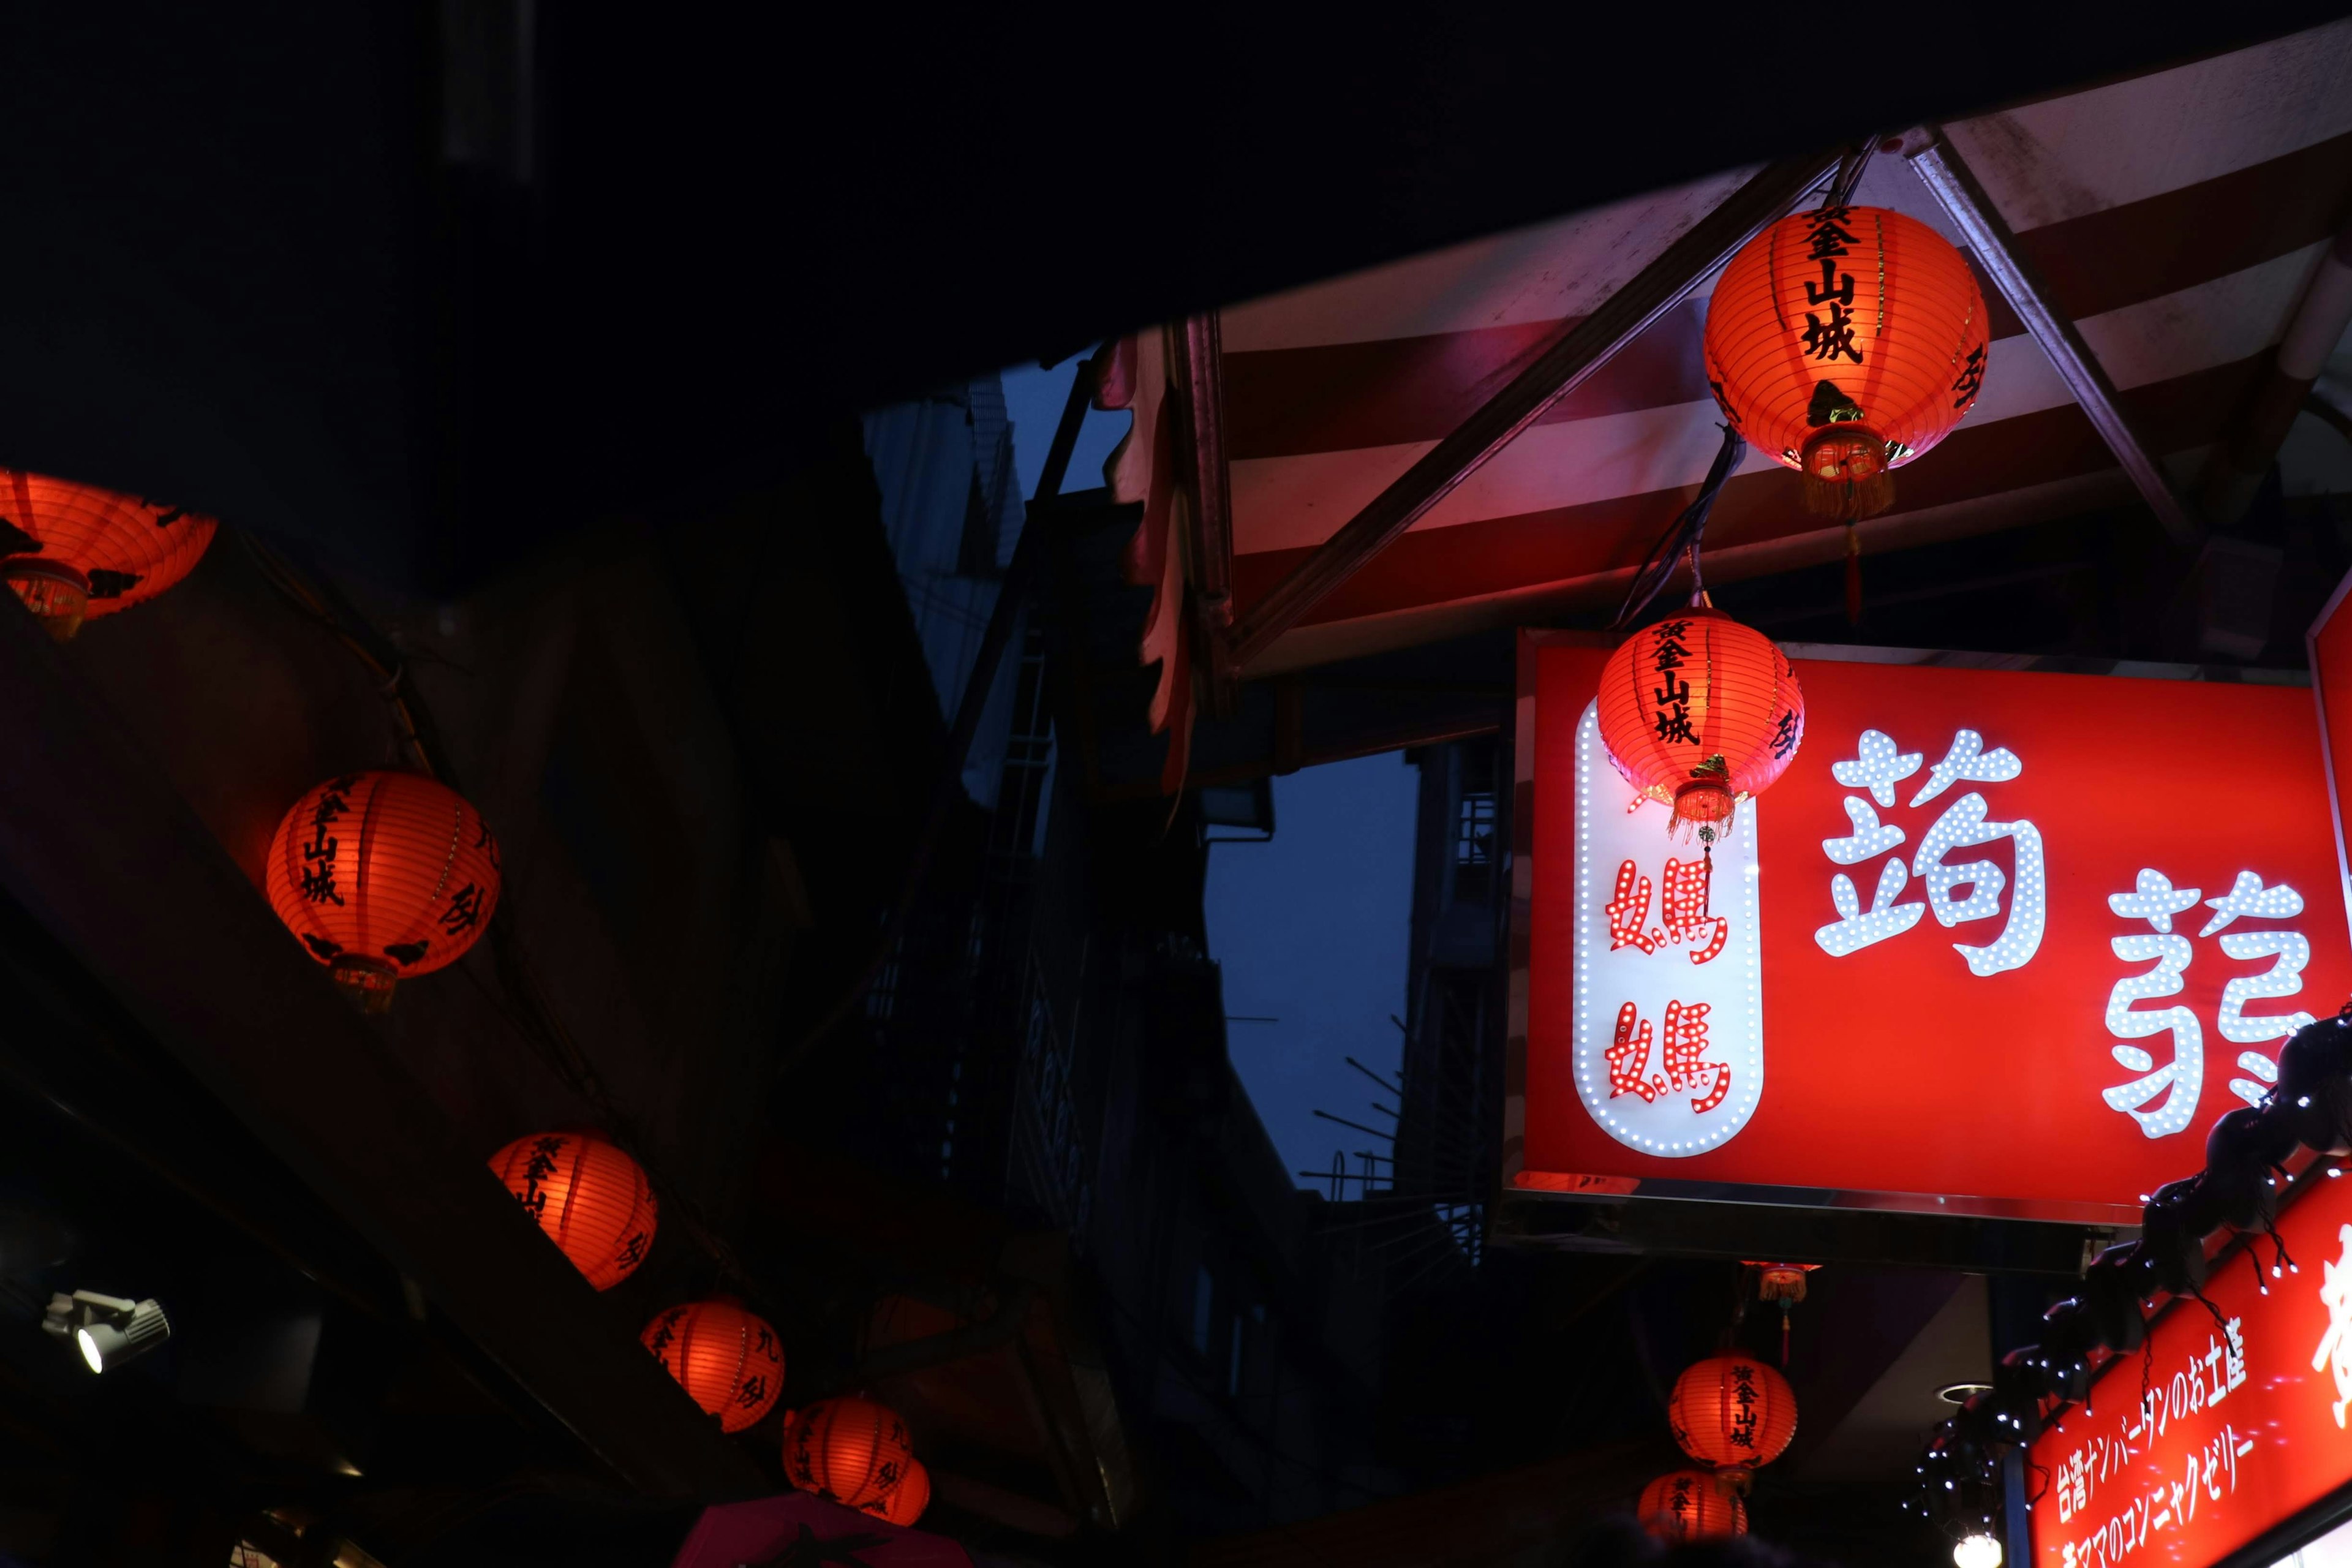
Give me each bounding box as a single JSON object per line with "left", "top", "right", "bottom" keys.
{"left": 1597, "top": 609, "right": 1804, "bottom": 842}
{"left": 642, "top": 1300, "right": 786, "bottom": 1433}
{"left": 0, "top": 470, "right": 216, "bottom": 640}
{"left": 265, "top": 769, "right": 501, "bottom": 1012}
{"left": 856, "top": 1459, "right": 930, "bottom": 1527}
{"left": 488, "top": 1130, "right": 658, "bottom": 1291}
{"left": 1638, "top": 1469, "right": 1747, "bottom": 1542}
{"left": 1704, "top": 203, "right": 1989, "bottom": 518}
{"left": 782, "top": 1396, "right": 915, "bottom": 1509}
{"left": 1670, "top": 1353, "right": 1799, "bottom": 1472}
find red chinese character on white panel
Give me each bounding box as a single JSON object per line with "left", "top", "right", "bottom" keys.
{"left": 1572, "top": 703, "right": 1763, "bottom": 1156}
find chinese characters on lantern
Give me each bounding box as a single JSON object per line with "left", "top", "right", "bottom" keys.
{"left": 1813, "top": 727, "right": 2045, "bottom": 976}
{"left": 1801, "top": 208, "right": 1865, "bottom": 366}
{"left": 1572, "top": 704, "right": 1765, "bottom": 1156}
{"left": 298, "top": 775, "right": 360, "bottom": 907}
{"left": 1651, "top": 620, "right": 1700, "bottom": 746}
{"left": 2101, "top": 868, "right": 2312, "bottom": 1138}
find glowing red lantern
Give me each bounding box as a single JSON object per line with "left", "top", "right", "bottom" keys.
{"left": 641, "top": 1300, "right": 785, "bottom": 1434}
{"left": 856, "top": 1459, "right": 930, "bottom": 1527}
{"left": 1638, "top": 1470, "right": 1747, "bottom": 1542}
{"left": 1704, "top": 204, "right": 1989, "bottom": 518}
{"left": 782, "top": 1396, "right": 915, "bottom": 1509}
{"left": 0, "top": 470, "right": 216, "bottom": 641}
{"left": 488, "top": 1130, "right": 658, "bottom": 1291}
{"left": 1597, "top": 609, "right": 1803, "bottom": 842}
{"left": 1670, "top": 1353, "right": 1799, "bottom": 1472}
{"left": 264, "top": 769, "right": 501, "bottom": 1011}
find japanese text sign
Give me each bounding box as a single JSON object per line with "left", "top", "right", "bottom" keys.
{"left": 2028, "top": 1170, "right": 2352, "bottom": 1567}
{"left": 1518, "top": 636, "right": 2352, "bottom": 1214}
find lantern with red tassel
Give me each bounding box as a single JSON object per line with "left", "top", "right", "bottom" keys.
{"left": 1704, "top": 204, "right": 1989, "bottom": 521}
{"left": 782, "top": 1396, "right": 916, "bottom": 1509}
{"left": 1751, "top": 1262, "right": 1823, "bottom": 1367}
{"left": 488, "top": 1130, "right": 658, "bottom": 1291}
{"left": 264, "top": 769, "right": 500, "bottom": 1012}
{"left": 1669, "top": 1353, "right": 1799, "bottom": 1483}
{"left": 0, "top": 470, "right": 216, "bottom": 641}
{"left": 1638, "top": 1469, "right": 1748, "bottom": 1542}
{"left": 641, "top": 1300, "right": 785, "bottom": 1433}
{"left": 1596, "top": 610, "right": 1803, "bottom": 847}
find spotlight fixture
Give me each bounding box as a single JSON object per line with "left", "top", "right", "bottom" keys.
{"left": 42, "top": 1290, "right": 170, "bottom": 1373}
{"left": 1954, "top": 1532, "right": 2003, "bottom": 1568}
{"left": 1936, "top": 1382, "right": 1994, "bottom": 1406}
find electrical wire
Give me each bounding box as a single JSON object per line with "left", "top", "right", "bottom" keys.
{"left": 1610, "top": 422, "right": 1746, "bottom": 630}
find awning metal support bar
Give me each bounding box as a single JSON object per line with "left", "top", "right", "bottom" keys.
{"left": 1223, "top": 148, "right": 1847, "bottom": 672}
{"left": 1907, "top": 129, "right": 2203, "bottom": 548}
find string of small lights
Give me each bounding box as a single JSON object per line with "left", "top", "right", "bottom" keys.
{"left": 1909, "top": 1003, "right": 2352, "bottom": 1563}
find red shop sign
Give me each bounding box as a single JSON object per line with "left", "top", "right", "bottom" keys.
{"left": 2026, "top": 1172, "right": 2352, "bottom": 1567}
{"left": 1514, "top": 633, "right": 2352, "bottom": 1216}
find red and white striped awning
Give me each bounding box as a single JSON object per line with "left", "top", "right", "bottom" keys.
{"left": 1099, "top": 17, "right": 2352, "bottom": 778}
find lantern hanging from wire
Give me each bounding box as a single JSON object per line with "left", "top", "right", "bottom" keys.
{"left": 641, "top": 1299, "right": 785, "bottom": 1433}
{"left": 1751, "top": 1261, "right": 1823, "bottom": 1366}
{"left": 1596, "top": 609, "right": 1803, "bottom": 846}
{"left": 782, "top": 1396, "right": 916, "bottom": 1509}
{"left": 1703, "top": 203, "right": 1988, "bottom": 519}
{"left": 1638, "top": 1469, "right": 1748, "bottom": 1542}
{"left": 0, "top": 470, "right": 216, "bottom": 641}
{"left": 856, "top": 1459, "right": 930, "bottom": 1528}
{"left": 488, "top": 1129, "right": 658, "bottom": 1291}
{"left": 264, "top": 769, "right": 501, "bottom": 1012}
{"left": 1670, "top": 1352, "right": 1799, "bottom": 1479}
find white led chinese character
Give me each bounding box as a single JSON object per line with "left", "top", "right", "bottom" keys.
{"left": 2217, "top": 933, "right": 2313, "bottom": 1045}
{"left": 2199, "top": 870, "right": 2304, "bottom": 937}
{"left": 1813, "top": 858, "right": 1926, "bottom": 956}
{"left": 2109, "top": 869, "right": 2201, "bottom": 933}
{"left": 2103, "top": 932, "right": 2203, "bottom": 1138}
{"left": 2204, "top": 872, "right": 2312, "bottom": 1103}
{"left": 1830, "top": 729, "right": 1922, "bottom": 807}
{"left": 2313, "top": 1224, "right": 2352, "bottom": 1428}
{"left": 1909, "top": 729, "right": 2023, "bottom": 807}
{"left": 1822, "top": 796, "right": 1905, "bottom": 865}
{"left": 1913, "top": 793, "right": 2046, "bottom": 976}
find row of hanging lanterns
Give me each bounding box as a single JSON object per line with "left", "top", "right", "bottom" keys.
{"left": 485, "top": 1128, "right": 927, "bottom": 1525}
{"left": 1638, "top": 1351, "right": 1800, "bottom": 1542}
{"left": 1609, "top": 183, "right": 1958, "bottom": 1541}
{"left": 1600, "top": 189, "right": 1989, "bottom": 843}
{"left": 0, "top": 470, "right": 938, "bottom": 1520}
{"left": 0, "top": 470, "right": 506, "bottom": 1018}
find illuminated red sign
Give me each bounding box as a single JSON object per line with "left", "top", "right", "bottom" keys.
{"left": 2026, "top": 1172, "right": 2352, "bottom": 1567}
{"left": 1515, "top": 634, "right": 2352, "bottom": 1214}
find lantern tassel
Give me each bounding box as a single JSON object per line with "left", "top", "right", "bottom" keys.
{"left": 1842, "top": 523, "right": 1863, "bottom": 627}
{"left": 1802, "top": 467, "right": 1896, "bottom": 521}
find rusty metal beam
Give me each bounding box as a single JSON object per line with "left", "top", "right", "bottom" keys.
{"left": 1907, "top": 129, "right": 2203, "bottom": 547}
{"left": 1176, "top": 312, "right": 1235, "bottom": 626}
{"left": 0, "top": 601, "right": 764, "bottom": 1500}
{"left": 1223, "top": 148, "right": 1845, "bottom": 671}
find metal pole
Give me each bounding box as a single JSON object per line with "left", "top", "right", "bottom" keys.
{"left": 1225, "top": 148, "right": 1846, "bottom": 669}
{"left": 1907, "top": 130, "right": 2201, "bottom": 546}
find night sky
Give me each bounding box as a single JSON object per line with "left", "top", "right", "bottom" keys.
{"left": 1001, "top": 361, "right": 1418, "bottom": 1191}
